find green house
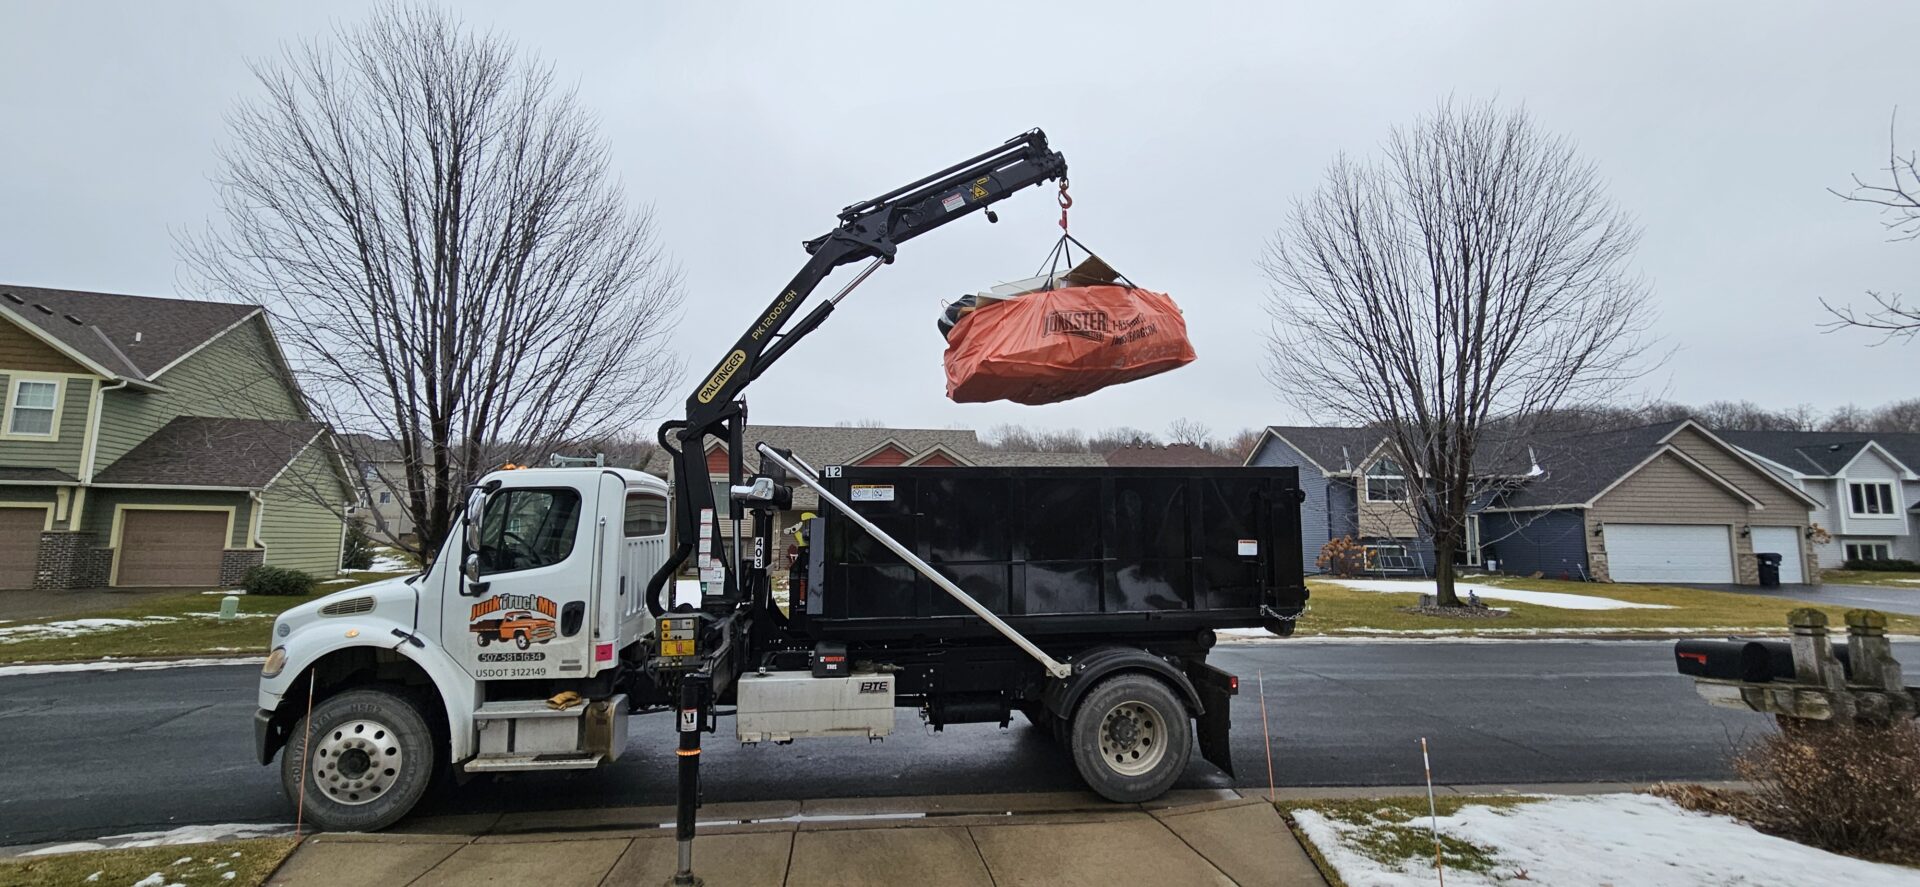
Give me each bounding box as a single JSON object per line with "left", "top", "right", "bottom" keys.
{"left": 0, "top": 284, "right": 352, "bottom": 589}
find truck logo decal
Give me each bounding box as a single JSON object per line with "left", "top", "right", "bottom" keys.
{"left": 697, "top": 349, "right": 748, "bottom": 403}
{"left": 470, "top": 593, "right": 560, "bottom": 651}
{"left": 859, "top": 681, "right": 888, "bottom": 694}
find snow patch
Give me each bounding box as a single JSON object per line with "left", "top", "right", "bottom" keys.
{"left": 21, "top": 823, "right": 293, "bottom": 857}
{"left": 0, "top": 657, "right": 261, "bottom": 678}
{"left": 1322, "top": 578, "right": 1672, "bottom": 610}
{"left": 0, "top": 617, "right": 181, "bottom": 643}
{"left": 130, "top": 875, "right": 166, "bottom": 887}
{"left": 1293, "top": 793, "right": 1920, "bottom": 886}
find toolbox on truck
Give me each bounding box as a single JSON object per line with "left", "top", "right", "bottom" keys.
{"left": 792, "top": 466, "right": 1308, "bottom": 639}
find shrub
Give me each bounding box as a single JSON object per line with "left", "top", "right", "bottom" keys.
{"left": 1844, "top": 558, "right": 1920, "bottom": 572}
{"left": 244, "top": 565, "right": 317, "bottom": 597}
{"left": 1317, "top": 535, "right": 1366, "bottom": 578}
{"left": 341, "top": 523, "right": 375, "bottom": 571}
{"left": 1661, "top": 721, "right": 1920, "bottom": 865}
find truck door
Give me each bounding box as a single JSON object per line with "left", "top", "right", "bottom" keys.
{"left": 447, "top": 481, "right": 598, "bottom": 681}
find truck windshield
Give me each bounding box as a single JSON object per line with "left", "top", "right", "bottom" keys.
{"left": 477, "top": 488, "right": 581, "bottom": 574}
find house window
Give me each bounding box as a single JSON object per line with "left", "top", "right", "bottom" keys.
{"left": 1849, "top": 482, "right": 1896, "bottom": 516}
{"left": 1846, "top": 542, "right": 1892, "bottom": 562}
{"left": 377, "top": 491, "right": 392, "bottom": 505}
{"left": 1366, "top": 459, "right": 1408, "bottom": 502}
{"left": 5, "top": 378, "right": 59, "bottom": 436}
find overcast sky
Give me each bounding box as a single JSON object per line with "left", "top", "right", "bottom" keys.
{"left": 3, "top": 2, "right": 1916, "bottom": 441}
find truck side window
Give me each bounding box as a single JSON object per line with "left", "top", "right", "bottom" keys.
{"left": 625, "top": 492, "right": 668, "bottom": 537}
{"left": 477, "top": 488, "right": 581, "bottom": 574}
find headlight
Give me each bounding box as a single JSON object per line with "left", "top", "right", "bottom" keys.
{"left": 262, "top": 646, "right": 288, "bottom": 678}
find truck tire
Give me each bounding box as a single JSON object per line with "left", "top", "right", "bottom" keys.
{"left": 280, "top": 687, "right": 435, "bottom": 832}
{"left": 514, "top": 631, "right": 530, "bottom": 650}
{"left": 1068, "top": 674, "right": 1192, "bottom": 803}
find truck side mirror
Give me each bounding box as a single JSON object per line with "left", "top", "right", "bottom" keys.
{"left": 464, "top": 488, "right": 487, "bottom": 553}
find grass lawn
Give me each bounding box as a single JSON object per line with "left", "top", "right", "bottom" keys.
{"left": 1292, "top": 576, "right": 1920, "bottom": 637}
{"left": 0, "top": 571, "right": 412, "bottom": 664}
{"left": 0, "top": 837, "right": 300, "bottom": 887}
{"left": 1821, "top": 569, "right": 1920, "bottom": 588}
{"left": 1280, "top": 795, "right": 1535, "bottom": 886}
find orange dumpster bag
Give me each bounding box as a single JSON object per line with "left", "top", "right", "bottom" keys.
{"left": 943, "top": 285, "right": 1197, "bottom": 405}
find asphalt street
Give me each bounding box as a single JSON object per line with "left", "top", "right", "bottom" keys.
{"left": 0, "top": 639, "right": 1836, "bottom": 847}
{"left": 1703, "top": 582, "right": 1920, "bottom": 617}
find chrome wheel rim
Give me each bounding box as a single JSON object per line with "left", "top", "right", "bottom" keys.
{"left": 313, "top": 718, "right": 403, "bottom": 806}
{"left": 1098, "top": 701, "right": 1166, "bottom": 777}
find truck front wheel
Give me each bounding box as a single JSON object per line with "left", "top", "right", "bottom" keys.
{"left": 280, "top": 687, "right": 435, "bottom": 831}
{"left": 1068, "top": 674, "right": 1193, "bottom": 802}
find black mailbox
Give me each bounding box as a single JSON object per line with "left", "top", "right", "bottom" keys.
{"left": 1675, "top": 638, "right": 1852, "bottom": 683}
{"left": 1675, "top": 639, "right": 1773, "bottom": 682}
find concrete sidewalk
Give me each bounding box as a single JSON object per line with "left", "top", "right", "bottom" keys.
{"left": 264, "top": 790, "right": 1326, "bottom": 886}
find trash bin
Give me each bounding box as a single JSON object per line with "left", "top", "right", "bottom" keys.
{"left": 1756, "top": 552, "right": 1783, "bottom": 588}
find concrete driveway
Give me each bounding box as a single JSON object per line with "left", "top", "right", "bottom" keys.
{"left": 1682, "top": 582, "right": 1920, "bottom": 617}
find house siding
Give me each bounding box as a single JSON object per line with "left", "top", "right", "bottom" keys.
{"left": 0, "top": 319, "right": 89, "bottom": 374}
{"left": 1836, "top": 449, "right": 1909, "bottom": 538}
{"left": 1480, "top": 509, "right": 1590, "bottom": 580}
{"left": 1248, "top": 436, "right": 1332, "bottom": 568}
{"left": 93, "top": 318, "right": 301, "bottom": 472}
{"left": 260, "top": 443, "right": 345, "bottom": 576}
{"left": 1589, "top": 448, "right": 1814, "bottom": 585}
{"left": 1666, "top": 427, "right": 1808, "bottom": 514}
{"left": 0, "top": 373, "right": 93, "bottom": 474}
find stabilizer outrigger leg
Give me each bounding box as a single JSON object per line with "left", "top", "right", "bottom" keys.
{"left": 666, "top": 672, "right": 710, "bottom": 887}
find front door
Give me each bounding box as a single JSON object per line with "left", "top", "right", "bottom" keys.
{"left": 445, "top": 482, "right": 598, "bottom": 681}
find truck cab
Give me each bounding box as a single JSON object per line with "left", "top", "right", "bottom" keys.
{"left": 254, "top": 466, "right": 672, "bottom": 830}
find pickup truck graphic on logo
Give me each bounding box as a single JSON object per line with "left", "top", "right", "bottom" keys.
{"left": 469, "top": 594, "right": 560, "bottom": 650}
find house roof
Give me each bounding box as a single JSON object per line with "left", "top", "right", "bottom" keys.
{"left": 1257, "top": 425, "right": 1536, "bottom": 475}
{"left": 1258, "top": 426, "right": 1389, "bottom": 473}
{"left": 1105, "top": 443, "right": 1236, "bottom": 467}
{"left": 1715, "top": 429, "right": 1920, "bottom": 477}
{"left": 1490, "top": 421, "right": 1686, "bottom": 509}
{"left": 93, "top": 417, "right": 326, "bottom": 489}
{"left": 0, "top": 466, "right": 79, "bottom": 484}
{"left": 0, "top": 283, "right": 261, "bottom": 383}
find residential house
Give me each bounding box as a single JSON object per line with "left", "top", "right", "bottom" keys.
{"left": 0, "top": 284, "right": 352, "bottom": 589}
{"left": 642, "top": 425, "right": 1107, "bottom": 554}
{"left": 338, "top": 434, "right": 416, "bottom": 545}
{"left": 1104, "top": 443, "right": 1236, "bottom": 467}
{"left": 1247, "top": 419, "right": 1821, "bottom": 585}
{"left": 1717, "top": 430, "right": 1920, "bottom": 567}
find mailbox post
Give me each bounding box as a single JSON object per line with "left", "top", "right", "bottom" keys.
{"left": 1676, "top": 608, "right": 1919, "bottom": 727}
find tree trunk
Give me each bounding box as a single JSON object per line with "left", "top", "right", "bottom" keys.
{"left": 1433, "top": 540, "right": 1461, "bottom": 607}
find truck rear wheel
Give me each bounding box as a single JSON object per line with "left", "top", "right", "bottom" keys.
{"left": 281, "top": 687, "right": 435, "bottom": 831}
{"left": 1068, "top": 674, "right": 1192, "bottom": 802}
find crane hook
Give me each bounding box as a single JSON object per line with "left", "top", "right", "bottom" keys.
{"left": 1057, "top": 179, "right": 1073, "bottom": 232}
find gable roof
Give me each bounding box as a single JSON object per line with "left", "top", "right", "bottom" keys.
{"left": 1106, "top": 443, "right": 1236, "bottom": 467}
{"left": 0, "top": 284, "right": 261, "bottom": 384}
{"left": 93, "top": 416, "right": 326, "bottom": 489}
{"left": 1715, "top": 429, "right": 1920, "bottom": 478}
{"left": 1489, "top": 419, "right": 1822, "bottom": 511}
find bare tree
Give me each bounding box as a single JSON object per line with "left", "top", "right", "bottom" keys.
{"left": 1870, "top": 398, "right": 1920, "bottom": 433}
{"left": 1215, "top": 427, "right": 1265, "bottom": 463}
{"left": 1165, "top": 418, "right": 1214, "bottom": 448}
{"left": 184, "top": 4, "right": 682, "bottom": 559}
{"left": 1262, "top": 101, "right": 1657, "bottom": 606}
{"left": 1824, "top": 111, "right": 1920, "bottom": 342}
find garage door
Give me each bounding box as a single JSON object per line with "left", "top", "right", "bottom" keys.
{"left": 1603, "top": 523, "right": 1734, "bottom": 584}
{"left": 1750, "top": 526, "right": 1805, "bottom": 584}
{"left": 0, "top": 507, "right": 48, "bottom": 589}
{"left": 118, "top": 510, "right": 227, "bottom": 587}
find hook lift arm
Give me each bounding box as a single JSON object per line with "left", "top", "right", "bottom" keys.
{"left": 644, "top": 130, "right": 1068, "bottom": 617}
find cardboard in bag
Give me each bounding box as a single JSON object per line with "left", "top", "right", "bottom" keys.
{"left": 943, "top": 285, "right": 1197, "bottom": 405}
